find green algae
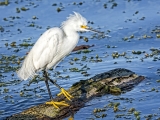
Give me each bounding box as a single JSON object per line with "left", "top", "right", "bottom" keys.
{"left": 0, "top": 0, "right": 9, "bottom": 6}
{"left": 19, "top": 42, "right": 34, "bottom": 47}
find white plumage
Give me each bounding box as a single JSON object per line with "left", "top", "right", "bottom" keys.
{"left": 17, "top": 12, "right": 89, "bottom": 80}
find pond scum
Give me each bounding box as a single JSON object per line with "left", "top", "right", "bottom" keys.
{"left": 0, "top": 0, "right": 8, "bottom": 6}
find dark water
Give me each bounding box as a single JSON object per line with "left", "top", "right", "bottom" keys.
{"left": 0, "top": 0, "right": 160, "bottom": 119}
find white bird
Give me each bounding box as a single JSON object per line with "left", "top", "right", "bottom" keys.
{"left": 17, "top": 12, "right": 100, "bottom": 108}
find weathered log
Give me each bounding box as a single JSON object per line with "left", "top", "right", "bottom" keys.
{"left": 6, "top": 68, "right": 145, "bottom": 120}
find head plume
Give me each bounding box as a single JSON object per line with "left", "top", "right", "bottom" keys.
{"left": 61, "top": 12, "right": 87, "bottom": 28}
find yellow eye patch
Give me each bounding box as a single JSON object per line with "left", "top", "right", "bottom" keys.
{"left": 81, "top": 25, "right": 88, "bottom": 29}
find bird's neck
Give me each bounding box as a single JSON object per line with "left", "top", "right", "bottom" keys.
{"left": 62, "top": 25, "right": 80, "bottom": 50}
{"left": 62, "top": 25, "right": 79, "bottom": 41}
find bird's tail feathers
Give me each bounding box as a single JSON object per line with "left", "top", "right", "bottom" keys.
{"left": 17, "top": 53, "right": 36, "bottom": 80}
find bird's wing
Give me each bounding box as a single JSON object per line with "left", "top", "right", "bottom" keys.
{"left": 32, "top": 28, "right": 62, "bottom": 70}
{"left": 17, "top": 28, "right": 63, "bottom": 80}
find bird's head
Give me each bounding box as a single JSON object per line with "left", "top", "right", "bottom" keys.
{"left": 61, "top": 12, "right": 90, "bottom": 32}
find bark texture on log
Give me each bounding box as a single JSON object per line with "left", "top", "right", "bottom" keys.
{"left": 6, "top": 68, "right": 145, "bottom": 120}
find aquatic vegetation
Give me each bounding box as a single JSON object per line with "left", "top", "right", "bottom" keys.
{"left": 0, "top": 0, "right": 9, "bottom": 6}
{"left": 21, "top": 7, "right": 29, "bottom": 11}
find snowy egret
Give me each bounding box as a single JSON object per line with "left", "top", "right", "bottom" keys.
{"left": 17, "top": 12, "right": 101, "bottom": 108}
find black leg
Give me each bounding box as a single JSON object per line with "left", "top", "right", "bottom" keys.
{"left": 43, "top": 71, "right": 62, "bottom": 90}
{"left": 43, "top": 71, "right": 53, "bottom": 99}
{"left": 43, "top": 70, "right": 73, "bottom": 102}
{"left": 48, "top": 78, "right": 61, "bottom": 90}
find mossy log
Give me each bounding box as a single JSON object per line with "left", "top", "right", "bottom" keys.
{"left": 6, "top": 68, "right": 145, "bottom": 120}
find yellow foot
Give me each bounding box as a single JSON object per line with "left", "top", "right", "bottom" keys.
{"left": 46, "top": 101, "right": 69, "bottom": 109}
{"left": 57, "top": 88, "right": 73, "bottom": 101}
{"left": 68, "top": 116, "right": 74, "bottom": 120}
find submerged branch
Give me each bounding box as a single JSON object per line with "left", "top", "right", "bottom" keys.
{"left": 72, "top": 45, "right": 94, "bottom": 51}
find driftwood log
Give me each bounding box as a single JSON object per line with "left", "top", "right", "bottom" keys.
{"left": 6, "top": 68, "right": 145, "bottom": 120}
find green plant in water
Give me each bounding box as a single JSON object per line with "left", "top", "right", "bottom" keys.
{"left": 0, "top": 0, "right": 9, "bottom": 5}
